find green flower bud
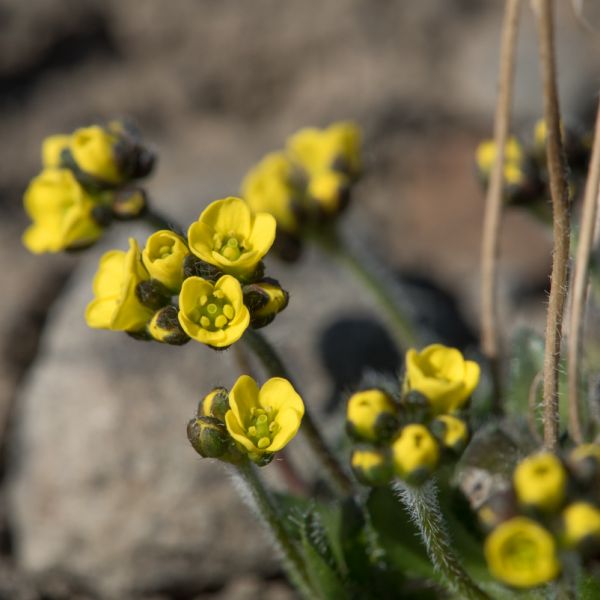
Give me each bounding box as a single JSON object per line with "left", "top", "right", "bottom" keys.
{"left": 187, "top": 416, "right": 237, "bottom": 461}
{"left": 351, "top": 447, "right": 392, "bottom": 486}
{"left": 147, "top": 306, "right": 189, "bottom": 345}
{"left": 183, "top": 254, "right": 223, "bottom": 283}
{"left": 135, "top": 279, "right": 171, "bottom": 311}
{"left": 112, "top": 187, "right": 147, "bottom": 220}
{"left": 430, "top": 414, "right": 469, "bottom": 453}
{"left": 200, "top": 387, "right": 230, "bottom": 421}
{"left": 245, "top": 279, "right": 289, "bottom": 329}
{"left": 391, "top": 424, "right": 439, "bottom": 484}
{"left": 399, "top": 390, "right": 432, "bottom": 425}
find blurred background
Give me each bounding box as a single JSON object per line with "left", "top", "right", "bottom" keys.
{"left": 1, "top": 1, "right": 599, "bottom": 598}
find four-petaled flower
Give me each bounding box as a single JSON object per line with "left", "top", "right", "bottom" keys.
{"left": 188, "top": 197, "right": 276, "bottom": 280}
{"left": 225, "top": 375, "right": 304, "bottom": 461}
{"left": 142, "top": 230, "right": 189, "bottom": 292}
{"left": 178, "top": 275, "right": 250, "bottom": 348}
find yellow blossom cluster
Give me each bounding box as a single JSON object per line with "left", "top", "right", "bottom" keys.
{"left": 188, "top": 375, "right": 305, "bottom": 466}
{"left": 475, "top": 118, "right": 591, "bottom": 208}
{"left": 23, "top": 122, "right": 155, "bottom": 254}
{"left": 481, "top": 445, "right": 600, "bottom": 589}
{"left": 241, "top": 122, "right": 361, "bottom": 258}
{"left": 346, "top": 343, "right": 478, "bottom": 486}
{"left": 85, "top": 197, "right": 288, "bottom": 348}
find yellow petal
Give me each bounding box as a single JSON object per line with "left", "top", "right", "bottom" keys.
{"left": 259, "top": 377, "right": 304, "bottom": 415}
{"left": 187, "top": 221, "right": 216, "bottom": 264}
{"left": 247, "top": 212, "right": 277, "bottom": 258}
{"left": 85, "top": 297, "right": 120, "bottom": 329}
{"left": 93, "top": 250, "right": 126, "bottom": 297}
{"left": 199, "top": 197, "right": 251, "bottom": 238}
{"left": 229, "top": 375, "right": 260, "bottom": 426}
{"left": 215, "top": 275, "right": 244, "bottom": 311}
{"left": 42, "top": 134, "right": 71, "bottom": 168}
{"left": 268, "top": 407, "right": 302, "bottom": 451}
{"left": 225, "top": 411, "right": 259, "bottom": 453}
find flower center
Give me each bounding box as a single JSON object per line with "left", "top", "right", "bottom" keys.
{"left": 246, "top": 406, "right": 280, "bottom": 450}
{"left": 189, "top": 289, "right": 235, "bottom": 331}
{"left": 213, "top": 232, "right": 245, "bottom": 261}
{"left": 504, "top": 535, "right": 538, "bottom": 570}
{"left": 158, "top": 243, "right": 173, "bottom": 259}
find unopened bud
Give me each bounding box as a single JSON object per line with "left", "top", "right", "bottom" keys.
{"left": 391, "top": 424, "right": 439, "bottom": 484}
{"left": 187, "top": 416, "right": 232, "bottom": 459}
{"left": 112, "top": 188, "right": 147, "bottom": 220}
{"left": 399, "top": 390, "right": 432, "bottom": 425}
{"left": 183, "top": 254, "right": 223, "bottom": 282}
{"left": 246, "top": 279, "right": 289, "bottom": 329}
{"left": 346, "top": 389, "right": 398, "bottom": 443}
{"left": 431, "top": 414, "right": 469, "bottom": 453}
{"left": 200, "top": 387, "right": 229, "bottom": 421}
{"left": 136, "top": 279, "right": 171, "bottom": 311}
{"left": 351, "top": 448, "right": 392, "bottom": 486}
{"left": 562, "top": 502, "right": 600, "bottom": 552}
{"left": 147, "top": 306, "right": 189, "bottom": 345}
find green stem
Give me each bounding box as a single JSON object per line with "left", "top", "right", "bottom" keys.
{"left": 393, "top": 480, "right": 490, "bottom": 600}
{"left": 243, "top": 328, "right": 354, "bottom": 496}
{"left": 142, "top": 205, "right": 184, "bottom": 235}
{"left": 315, "top": 227, "right": 418, "bottom": 349}
{"left": 234, "top": 460, "right": 316, "bottom": 600}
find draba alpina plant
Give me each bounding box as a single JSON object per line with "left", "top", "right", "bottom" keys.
{"left": 22, "top": 2, "right": 600, "bottom": 598}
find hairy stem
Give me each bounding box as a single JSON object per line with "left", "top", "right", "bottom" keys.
{"left": 566, "top": 101, "right": 600, "bottom": 444}
{"left": 315, "top": 227, "right": 418, "bottom": 349}
{"left": 534, "top": 0, "right": 571, "bottom": 449}
{"left": 233, "top": 461, "right": 316, "bottom": 600}
{"left": 393, "top": 480, "right": 490, "bottom": 600}
{"left": 142, "top": 205, "right": 184, "bottom": 234}
{"left": 480, "top": 0, "right": 522, "bottom": 413}
{"left": 242, "top": 328, "right": 354, "bottom": 496}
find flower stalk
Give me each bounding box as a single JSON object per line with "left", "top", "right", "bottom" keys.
{"left": 480, "top": 0, "right": 522, "bottom": 413}
{"left": 534, "top": 0, "right": 571, "bottom": 449}
{"left": 393, "top": 480, "right": 490, "bottom": 600}
{"left": 242, "top": 328, "right": 354, "bottom": 496}
{"left": 566, "top": 100, "right": 600, "bottom": 445}
{"left": 315, "top": 226, "right": 418, "bottom": 349}
{"left": 232, "top": 460, "right": 316, "bottom": 600}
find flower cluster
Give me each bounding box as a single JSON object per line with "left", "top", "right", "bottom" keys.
{"left": 85, "top": 197, "right": 288, "bottom": 348}
{"left": 346, "top": 344, "right": 479, "bottom": 486}
{"left": 23, "top": 121, "right": 155, "bottom": 254}
{"left": 480, "top": 445, "right": 600, "bottom": 589}
{"left": 475, "top": 118, "right": 591, "bottom": 208}
{"left": 241, "top": 122, "right": 361, "bottom": 260}
{"left": 187, "top": 375, "right": 305, "bottom": 466}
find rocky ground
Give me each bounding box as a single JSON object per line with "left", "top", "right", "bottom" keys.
{"left": 1, "top": 1, "right": 599, "bottom": 598}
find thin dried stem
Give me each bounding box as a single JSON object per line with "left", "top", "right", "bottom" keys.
{"left": 534, "top": 0, "right": 571, "bottom": 449}
{"left": 566, "top": 102, "right": 600, "bottom": 444}
{"left": 480, "top": 0, "right": 522, "bottom": 413}
{"left": 528, "top": 369, "right": 544, "bottom": 444}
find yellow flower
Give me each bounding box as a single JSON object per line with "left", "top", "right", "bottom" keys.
{"left": 241, "top": 152, "right": 298, "bottom": 234}
{"left": 70, "top": 125, "right": 122, "bottom": 184}
{"left": 432, "top": 414, "right": 469, "bottom": 450}
{"left": 287, "top": 122, "right": 361, "bottom": 177}
{"left": 484, "top": 517, "right": 560, "bottom": 588}
{"left": 177, "top": 275, "right": 249, "bottom": 348}
{"left": 404, "top": 344, "right": 480, "bottom": 414}
{"left": 563, "top": 502, "right": 600, "bottom": 547}
{"left": 22, "top": 168, "right": 104, "bottom": 254}
{"left": 570, "top": 443, "right": 600, "bottom": 464}
{"left": 42, "top": 134, "right": 71, "bottom": 168}
{"left": 346, "top": 389, "right": 397, "bottom": 442}
{"left": 85, "top": 238, "right": 154, "bottom": 332}
{"left": 142, "top": 230, "right": 189, "bottom": 292}
{"left": 476, "top": 137, "right": 524, "bottom": 177}
{"left": 224, "top": 375, "right": 304, "bottom": 461}
{"left": 187, "top": 197, "right": 276, "bottom": 280}
{"left": 306, "top": 170, "right": 349, "bottom": 213}
{"left": 391, "top": 424, "right": 439, "bottom": 480}
{"left": 351, "top": 448, "right": 392, "bottom": 486}
{"left": 513, "top": 452, "right": 566, "bottom": 512}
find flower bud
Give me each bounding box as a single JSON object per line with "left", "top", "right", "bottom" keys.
{"left": 562, "top": 502, "right": 600, "bottom": 551}
{"left": 307, "top": 170, "right": 350, "bottom": 214}
{"left": 430, "top": 414, "right": 469, "bottom": 453}
{"left": 245, "top": 279, "right": 289, "bottom": 329}
{"left": 399, "top": 390, "right": 432, "bottom": 425}
{"left": 346, "top": 389, "right": 398, "bottom": 443}
{"left": 41, "top": 134, "right": 71, "bottom": 168}
{"left": 187, "top": 416, "right": 235, "bottom": 460}
{"left": 142, "top": 230, "right": 189, "bottom": 292}
{"left": 112, "top": 187, "right": 147, "bottom": 220}
{"left": 350, "top": 448, "right": 392, "bottom": 486}
{"left": 69, "top": 125, "right": 123, "bottom": 185}
{"left": 513, "top": 452, "right": 567, "bottom": 512}
{"left": 135, "top": 279, "right": 171, "bottom": 311}
{"left": 391, "top": 424, "right": 439, "bottom": 484}
{"left": 147, "top": 306, "right": 189, "bottom": 345}
{"left": 477, "top": 489, "right": 518, "bottom": 531}
{"left": 200, "top": 387, "right": 230, "bottom": 421}
{"left": 568, "top": 443, "right": 600, "bottom": 483}
{"left": 183, "top": 254, "right": 223, "bottom": 283}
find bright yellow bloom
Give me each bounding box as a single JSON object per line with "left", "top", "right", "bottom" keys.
{"left": 142, "top": 230, "right": 189, "bottom": 292}
{"left": 70, "top": 125, "right": 121, "bottom": 184}
{"left": 476, "top": 137, "right": 524, "bottom": 176}
{"left": 404, "top": 344, "right": 480, "bottom": 414}
{"left": 241, "top": 152, "right": 298, "bottom": 234}
{"left": 252, "top": 281, "right": 289, "bottom": 321}
{"left": 225, "top": 375, "right": 304, "bottom": 460}
{"left": 562, "top": 502, "right": 600, "bottom": 547}
{"left": 178, "top": 275, "right": 249, "bottom": 348}
{"left": 391, "top": 424, "right": 439, "bottom": 480}
{"left": 570, "top": 443, "right": 600, "bottom": 464}
{"left": 187, "top": 197, "right": 276, "bottom": 280}
{"left": 432, "top": 414, "right": 469, "bottom": 450}
{"left": 85, "top": 238, "right": 154, "bottom": 332}
{"left": 346, "top": 389, "right": 396, "bottom": 442}
{"left": 351, "top": 448, "right": 391, "bottom": 486}
{"left": 513, "top": 452, "right": 566, "bottom": 512}
{"left": 287, "top": 122, "right": 361, "bottom": 177}
{"left": 42, "top": 134, "right": 71, "bottom": 168}
{"left": 23, "top": 168, "right": 104, "bottom": 254}
{"left": 485, "top": 517, "right": 560, "bottom": 588}
{"left": 306, "top": 170, "right": 349, "bottom": 213}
